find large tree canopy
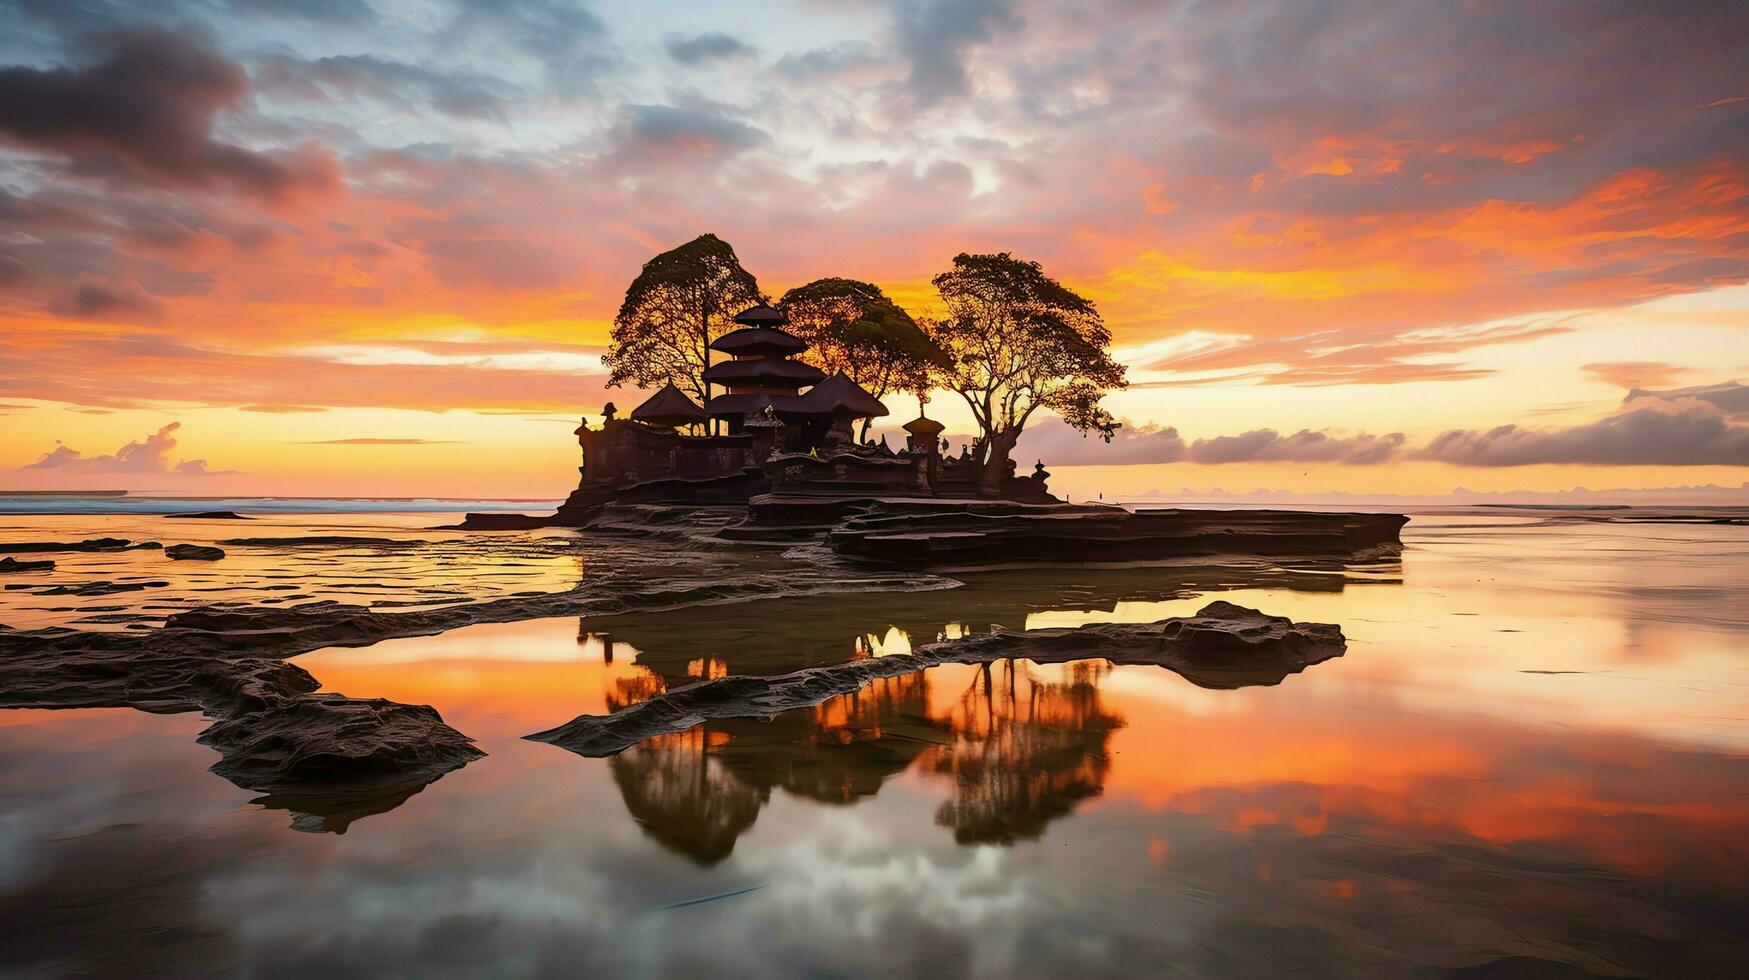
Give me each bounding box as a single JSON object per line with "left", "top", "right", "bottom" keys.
{"left": 602, "top": 233, "right": 762, "bottom": 406}
{"left": 778, "top": 278, "right": 949, "bottom": 432}
{"left": 930, "top": 252, "right": 1127, "bottom": 493}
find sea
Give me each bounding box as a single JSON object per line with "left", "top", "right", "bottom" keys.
{"left": 1, "top": 498, "right": 1746, "bottom": 976}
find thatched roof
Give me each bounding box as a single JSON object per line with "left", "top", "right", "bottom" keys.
{"left": 705, "top": 392, "right": 805, "bottom": 417}
{"left": 733, "top": 303, "right": 787, "bottom": 326}
{"left": 629, "top": 382, "right": 707, "bottom": 427}
{"left": 701, "top": 357, "right": 825, "bottom": 388}
{"left": 710, "top": 326, "right": 808, "bottom": 356}
{"left": 791, "top": 373, "right": 889, "bottom": 419}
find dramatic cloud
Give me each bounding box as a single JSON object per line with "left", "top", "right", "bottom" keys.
{"left": 0, "top": 0, "right": 1746, "bottom": 496}
{"left": 664, "top": 32, "right": 756, "bottom": 66}
{"left": 1417, "top": 400, "right": 1749, "bottom": 466}
{"left": 0, "top": 31, "right": 338, "bottom": 201}
{"left": 1189, "top": 429, "right": 1406, "bottom": 465}
{"left": 889, "top": 0, "right": 1020, "bottom": 105}
{"left": 1019, "top": 418, "right": 1404, "bottom": 466}
{"left": 18, "top": 422, "right": 230, "bottom": 475}
{"left": 1626, "top": 381, "right": 1749, "bottom": 418}
{"left": 1018, "top": 419, "right": 1189, "bottom": 466}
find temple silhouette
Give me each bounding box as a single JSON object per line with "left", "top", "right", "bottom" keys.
{"left": 557, "top": 303, "right": 1051, "bottom": 521}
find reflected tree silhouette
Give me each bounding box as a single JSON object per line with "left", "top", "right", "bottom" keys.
{"left": 708, "top": 672, "right": 951, "bottom": 805}
{"left": 607, "top": 728, "right": 766, "bottom": 867}
{"left": 923, "top": 661, "right": 1124, "bottom": 845}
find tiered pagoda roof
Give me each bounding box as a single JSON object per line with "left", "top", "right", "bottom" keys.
{"left": 701, "top": 357, "right": 825, "bottom": 388}
{"left": 688, "top": 304, "right": 888, "bottom": 423}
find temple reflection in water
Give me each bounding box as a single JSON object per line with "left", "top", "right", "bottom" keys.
{"left": 594, "top": 639, "right": 1128, "bottom": 863}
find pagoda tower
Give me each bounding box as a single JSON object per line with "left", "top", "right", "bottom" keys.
{"left": 702, "top": 304, "right": 826, "bottom": 430}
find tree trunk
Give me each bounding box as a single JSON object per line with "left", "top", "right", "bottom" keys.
{"left": 978, "top": 429, "right": 1019, "bottom": 496}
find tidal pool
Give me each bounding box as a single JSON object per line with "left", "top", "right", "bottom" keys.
{"left": 2, "top": 514, "right": 1746, "bottom": 976}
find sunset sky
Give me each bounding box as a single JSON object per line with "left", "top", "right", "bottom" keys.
{"left": 2, "top": 0, "right": 1747, "bottom": 500}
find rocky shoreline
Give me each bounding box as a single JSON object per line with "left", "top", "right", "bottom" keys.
{"left": 0, "top": 539, "right": 952, "bottom": 830}
{"left": 0, "top": 506, "right": 1398, "bottom": 831}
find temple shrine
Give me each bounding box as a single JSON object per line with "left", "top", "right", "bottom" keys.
{"left": 555, "top": 304, "right": 1051, "bottom": 521}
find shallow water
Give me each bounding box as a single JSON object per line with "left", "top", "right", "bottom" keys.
{"left": 0, "top": 512, "right": 609, "bottom": 630}
{"left": 2, "top": 514, "right": 1747, "bottom": 976}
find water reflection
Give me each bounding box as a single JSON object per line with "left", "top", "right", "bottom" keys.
{"left": 3, "top": 519, "right": 1747, "bottom": 974}
{"left": 609, "top": 730, "right": 765, "bottom": 865}
{"left": 926, "top": 661, "right": 1122, "bottom": 845}
{"left": 588, "top": 651, "right": 1153, "bottom": 857}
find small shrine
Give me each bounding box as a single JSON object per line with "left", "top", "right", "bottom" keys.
{"left": 555, "top": 304, "right": 1051, "bottom": 521}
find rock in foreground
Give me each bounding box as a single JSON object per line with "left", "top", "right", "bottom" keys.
{"left": 529, "top": 600, "right": 1345, "bottom": 757}
{"left": 166, "top": 544, "right": 226, "bottom": 560}
{"left": 0, "top": 629, "right": 482, "bottom": 831}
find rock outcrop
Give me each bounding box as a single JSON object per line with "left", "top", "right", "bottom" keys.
{"left": 166, "top": 544, "right": 226, "bottom": 560}
{"left": 528, "top": 601, "right": 1345, "bottom": 757}
{"left": 0, "top": 627, "right": 483, "bottom": 832}
{"left": 0, "top": 538, "right": 161, "bottom": 553}
{"left": 824, "top": 499, "right": 1407, "bottom": 567}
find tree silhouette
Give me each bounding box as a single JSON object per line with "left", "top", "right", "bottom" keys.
{"left": 602, "top": 233, "right": 762, "bottom": 409}
{"left": 779, "top": 278, "right": 950, "bottom": 437}
{"left": 930, "top": 253, "right": 1126, "bottom": 493}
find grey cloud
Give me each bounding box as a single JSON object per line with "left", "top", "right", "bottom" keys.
{"left": 0, "top": 31, "right": 337, "bottom": 200}
{"left": 1416, "top": 400, "right": 1749, "bottom": 466}
{"left": 0, "top": 254, "right": 30, "bottom": 286}
{"left": 1019, "top": 418, "right": 1404, "bottom": 466}
{"left": 442, "top": 0, "right": 615, "bottom": 84}
{"left": 1019, "top": 419, "right": 1187, "bottom": 465}
{"left": 890, "top": 0, "right": 1020, "bottom": 105}
{"left": 664, "top": 31, "right": 756, "bottom": 66}
{"left": 50, "top": 282, "right": 165, "bottom": 322}
{"left": 1190, "top": 429, "right": 1405, "bottom": 465}
{"left": 773, "top": 42, "right": 886, "bottom": 81}
{"left": 606, "top": 104, "right": 770, "bottom": 166}
{"left": 258, "top": 52, "right": 516, "bottom": 120}
{"left": 1627, "top": 381, "right": 1749, "bottom": 419}
{"left": 227, "top": 0, "right": 375, "bottom": 23}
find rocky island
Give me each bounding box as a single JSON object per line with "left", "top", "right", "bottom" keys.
{"left": 460, "top": 302, "right": 1408, "bottom": 568}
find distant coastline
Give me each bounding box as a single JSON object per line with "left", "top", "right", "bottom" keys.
{"left": 0, "top": 494, "right": 564, "bottom": 515}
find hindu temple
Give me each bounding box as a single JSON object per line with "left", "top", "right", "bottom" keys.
{"left": 552, "top": 304, "right": 1051, "bottom": 523}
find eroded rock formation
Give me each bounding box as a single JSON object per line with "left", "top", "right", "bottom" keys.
{"left": 826, "top": 500, "right": 1408, "bottom": 568}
